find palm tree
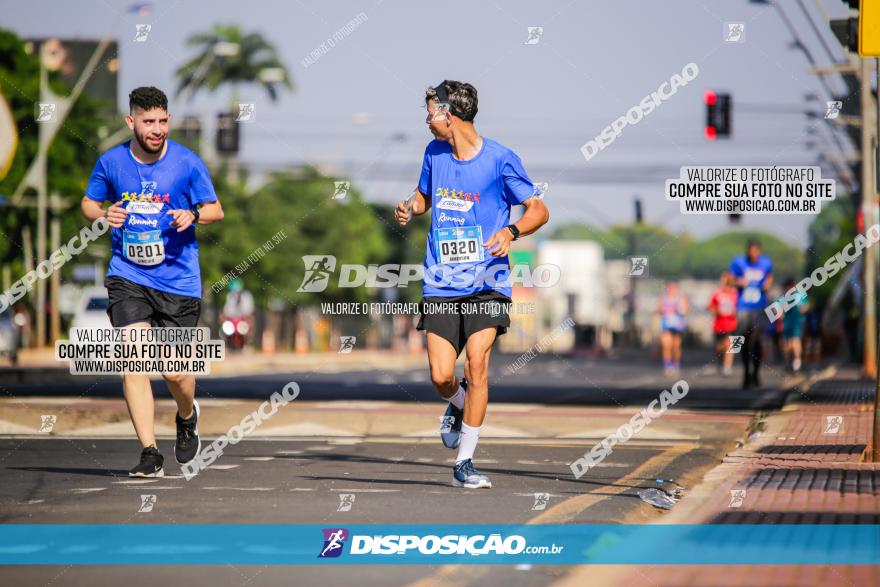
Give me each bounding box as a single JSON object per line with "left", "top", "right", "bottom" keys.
{"left": 175, "top": 24, "right": 292, "bottom": 105}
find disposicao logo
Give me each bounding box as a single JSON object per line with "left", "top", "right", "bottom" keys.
{"left": 318, "top": 528, "right": 348, "bottom": 558}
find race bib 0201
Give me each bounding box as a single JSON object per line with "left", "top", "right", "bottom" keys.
{"left": 123, "top": 229, "right": 165, "bottom": 266}
{"left": 435, "top": 226, "right": 484, "bottom": 265}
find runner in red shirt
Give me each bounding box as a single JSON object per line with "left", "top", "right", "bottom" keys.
{"left": 708, "top": 271, "right": 739, "bottom": 376}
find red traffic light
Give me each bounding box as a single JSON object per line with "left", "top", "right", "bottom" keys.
{"left": 704, "top": 91, "right": 730, "bottom": 139}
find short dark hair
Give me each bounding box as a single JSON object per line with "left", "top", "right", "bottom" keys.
{"left": 425, "top": 80, "right": 478, "bottom": 122}
{"left": 746, "top": 238, "right": 761, "bottom": 250}
{"left": 129, "top": 86, "right": 168, "bottom": 113}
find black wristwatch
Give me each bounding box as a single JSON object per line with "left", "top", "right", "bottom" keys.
{"left": 505, "top": 224, "right": 520, "bottom": 240}
{"left": 190, "top": 207, "right": 200, "bottom": 223}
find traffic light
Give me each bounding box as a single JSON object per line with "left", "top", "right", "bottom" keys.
{"left": 174, "top": 115, "right": 202, "bottom": 153}
{"left": 215, "top": 112, "right": 240, "bottom": 155}
{"left": 704, "top": 90, "right": 731, "bottom": 140}
{"left": 830, "top": 0, "right": 880, "bottom": 56}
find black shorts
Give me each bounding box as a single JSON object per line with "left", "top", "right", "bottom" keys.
{"left": 737, "top": 310, "right": 766, "bottom": 335}
{"left": 715, "top": 332, "right": 734, "bottom": 344}
{"left": 416, "top": 290, "right": 511, "bottom": 356}
{"left": 106, "top": 276, "right": 201, "bottom": 328}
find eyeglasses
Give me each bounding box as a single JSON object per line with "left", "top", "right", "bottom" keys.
{"left": 427, "top": 102, "right": 450, "bottom": 123}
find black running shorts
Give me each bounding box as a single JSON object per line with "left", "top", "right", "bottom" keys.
{"left": 416, "top": 289, "right": 511, "bottom": 356}
{"left": 106, "top": 276, "right": 201, "bottom": 328}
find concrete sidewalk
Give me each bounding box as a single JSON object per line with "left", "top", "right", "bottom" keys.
{"left": 558, "top": 367, "right": 880, "bottom": 587}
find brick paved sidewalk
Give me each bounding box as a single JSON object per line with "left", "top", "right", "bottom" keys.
{"left": 558, "top": 369, "right": 880, "bottom": 587}
{"left": 643, "top": 372, "right": 879, "bottom": 586}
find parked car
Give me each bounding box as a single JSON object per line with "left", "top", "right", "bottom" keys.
{"left": 70, "top": 287, "right": 111, "bottom": 341}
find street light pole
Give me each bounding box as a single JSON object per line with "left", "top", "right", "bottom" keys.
{"left": 35, "top": 63, "right": 48, "bottom": 346}
{"left": 862, "top": 58, "right": 877, "bottom": 384}
{"left": 873, "top": 57, "right": 880, "bottom": 462}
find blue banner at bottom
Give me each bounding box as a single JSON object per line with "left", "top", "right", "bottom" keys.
{"left": 1, "top": 524, "right": 879, "bottom": 565}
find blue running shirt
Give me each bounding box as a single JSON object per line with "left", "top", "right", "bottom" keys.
{"left": 729, "top": 254, "right": 773, "bottom": 311}
{"left": 85, "top": 140, "right": 218, "bottom": 298}
{"left": 418, "top": 138, "right": 535, "bottom": 297}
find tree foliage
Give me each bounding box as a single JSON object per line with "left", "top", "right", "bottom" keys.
{"left": 0, "top": 28, "right": 111, "bottom": 272}
{"left": 175, "top": 24, "right": 292, "bottom": 103}
{"left": 552, "top": 222, "right": 804, "bottom": 279}
{"left": 199, "top": 169, "right": 391, "bottom": 308}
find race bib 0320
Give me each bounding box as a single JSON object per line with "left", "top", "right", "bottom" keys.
{"left": 435, "top": 226, "right": 484, "bottom": 265}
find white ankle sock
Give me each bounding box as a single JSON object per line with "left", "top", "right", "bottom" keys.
{"left": 456, "top": 423, "right": 481, "bottom": 463}
{"left": 447, "top": 383, "right": 466, "bottom": 410}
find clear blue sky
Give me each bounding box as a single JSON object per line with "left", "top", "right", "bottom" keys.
{"left": 1, "top": 0, "right": 857, "bottom": 247}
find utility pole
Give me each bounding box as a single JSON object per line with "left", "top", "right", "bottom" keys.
{"left": 625, "top": 197, "right": 642, "bottom": 345}
{"left": 10, "top": 31, "right": 118, "bottom": 346}
{"left": 50, "top": 194, "right": 62, "bottom": 343}
{"left": 861, "top": 57, "right": 877, "bottom": 380}
{"left": 827, "top": 0, "right": 880, "bottom": 459}
{"left": 873, "top": 57, "right": 880, "bottom": 462}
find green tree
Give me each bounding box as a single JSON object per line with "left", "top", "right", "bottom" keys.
{"left": 552, "top": 221, "right": 803, "bottom": 279}
{"left": 689, "top": 231, "right": 804, "bottom": 280}
{"left": 175, "top": 24, "right": 292, "bottom": 104}
{"left": 370, "top": 202, "right": 431, "bottom": 303}
{"left": 199, "top": 169, "right": 390, "bottom": 308}
{"left": 0, "top": 29, "right": 110, "bottom": 282}
{"left": 803, "top": 197, "right": 858, "bottom": 308}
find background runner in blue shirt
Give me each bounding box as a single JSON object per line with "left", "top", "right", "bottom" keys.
{"left": 728, "top": 238, "right": 774, "bottom": 389}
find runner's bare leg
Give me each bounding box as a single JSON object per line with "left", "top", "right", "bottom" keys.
{"left": 162, "top": 373, "right": 195, "bottom": 419}
{"left": 462, "top": 327, "right": 497, "bottom": 427}
{"left": 427, "top": 332, "right": 459, "bottom": 399}
{"left": 121, "top": 322, "right": 157, "bottom": 448}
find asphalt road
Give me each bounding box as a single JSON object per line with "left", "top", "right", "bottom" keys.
{"left": 0, "top": 349, "right": 793, "bottom": 586}
{"left": 0, "top": 349, "right": 792, "bottom": 411}
{"left": 0, "top": 436, "right": 717, "bottom": 587}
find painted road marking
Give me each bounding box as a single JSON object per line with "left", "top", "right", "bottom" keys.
{"left": 404, "top": 445, "right": 691, "bottom": 587}
{"left": 203, "top": 487, "right": 274, "bottom": 491}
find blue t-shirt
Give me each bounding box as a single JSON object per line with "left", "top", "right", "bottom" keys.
{"left": 729, "top": 254, "right": 773, "bottom": 311}
{"left": 85, "top": 140, "right": 218, "bottom": 298}
{"left": 418, "top": 138, "right": 535, "bottom": 297}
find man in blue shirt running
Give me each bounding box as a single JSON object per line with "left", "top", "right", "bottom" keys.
{"left": 729, "top": 238, "right": 774, "bottom": 389}
{"left": 81, "top": 87, "right": 224, "bottom": 477}
{"left": 395, "top": 80, "right": 549, "bottom": 489}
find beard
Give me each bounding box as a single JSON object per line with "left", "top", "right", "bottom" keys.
{"left": 134, "top": 129, "right": 166, "bottom": 154}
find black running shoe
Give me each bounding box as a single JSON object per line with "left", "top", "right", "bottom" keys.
{"left": 174, "top": 400, "right": 201, "bottom": 465}
{"left": 129, "top": 445, "right": 164, "bottom": 477}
